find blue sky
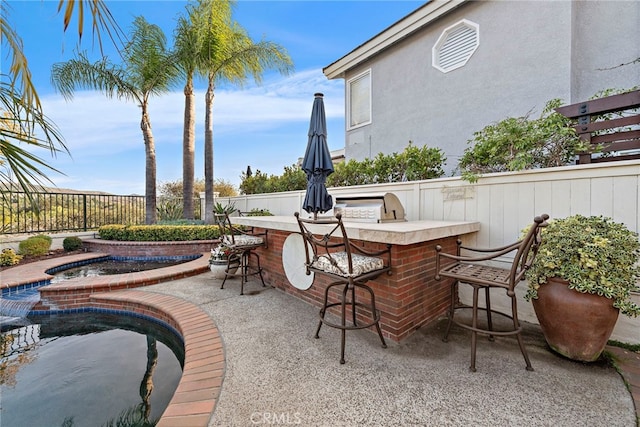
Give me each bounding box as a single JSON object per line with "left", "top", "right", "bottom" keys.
{"left": 5, "top": 0, "right": 424, "bottom": 195}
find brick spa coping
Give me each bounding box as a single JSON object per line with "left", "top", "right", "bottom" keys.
{"left": 89, "top": 290, "right": 224, "bottom": 427}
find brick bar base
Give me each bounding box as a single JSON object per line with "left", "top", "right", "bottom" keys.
{"left": 253, "top": 228, "right": 458, "bottom": 342}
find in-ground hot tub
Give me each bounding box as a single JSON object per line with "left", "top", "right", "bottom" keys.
{"left": 47, "top": 255, "right": 200, "bottom": 283}
{"left": 33, "top": 253, "right": 210, "bottom": 313}
{"left": 1, "top": 310, "right": 184, "bottom": 426}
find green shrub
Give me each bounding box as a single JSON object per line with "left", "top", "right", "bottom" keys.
{"left": 327, "top": 143, "right": 447, "bottom": 187}
{"left": 158, "top": 219, "right": 206, "bottom": 225}
{"left": 239, "top": 142, "right": 447, "bottom": 194}
{"left": 157, "top": 199, "right": 184, "bottom": 221}
{"left": 0, "top": 248, "right": 23, "bottom": 266}
{"left": 63, "top": 236, "right": 83, "bottom": 251}
{"left": 458, "top": 99, "right": 582, "bottom": 182}
{"left": 98, "top": 224, "right": 221, "bottom": 241}
{"left": 18, "top": 236, "right": 51, "bottom": 257}
{"left": 97, "top": 224, "right": 128, "bottom": 240}
{"left": 213, "top": 201, "right": 237, "bottom": 216}
{"left": 525, "top": 215, "right": 640, "bottom": 317}
{"left": 246, "top": 208, "right": 273, "bottom": 216}
{"left": 33, "top": 234, "right": 52, "bottom": 244}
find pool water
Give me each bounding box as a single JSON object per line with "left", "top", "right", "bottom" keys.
{"left": 1, "top": 312, "right": 184, "bottom": 427}
{"left": 49, "top": 257, "right": 195, "bottom": 283}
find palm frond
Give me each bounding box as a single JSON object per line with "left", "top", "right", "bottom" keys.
{"left": 0, "top": 83, "right": 68, "bottom": 205}
{"left": 1, "top": 3, "right": 43, "bottom": 129}
{"left": 193, "top": 2, "right": 293, "bottom": 86}
{"left": 57, "top": 0, "right": 127, "bottom": 53}
{"left": 209, "top": 25, "right": 294, "bottom": 87}
{"left": 1, "top": 0, "right": 124, "bottom": 205}
{"left": 122, "top": 17, "right": 179, "bottom": 95}
{"left": 173, "top": 13, "right": 202, "bottom": 79}
{"left": 50, "top": 51, "right": 139, "bottom": 103}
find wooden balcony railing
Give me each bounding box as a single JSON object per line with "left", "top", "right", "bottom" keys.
{"left": 556, "top": 89, "right": 640, "bottom": 164}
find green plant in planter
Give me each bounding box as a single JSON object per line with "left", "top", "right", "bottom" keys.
{"left": 209, "top": 243, "right": 232, "bottom": 264}
{"left": 525, "top": 215, "right": 640, "bottom": 317}
{"left": 213, "top": 201, "right": 236, "bottom": 216}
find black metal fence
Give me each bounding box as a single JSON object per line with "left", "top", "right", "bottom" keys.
{"left": 1, "top": 192, "right": 146, "bottom": 234}
{"left": 2, "top": 192, "right": 205, "bottom": 235}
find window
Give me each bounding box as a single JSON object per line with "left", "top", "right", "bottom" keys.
{"left": 347, "top": 70, "right": 371, "bottom": 129}
{"left": 432, "top": 19, "right": 479, "bottom": 73}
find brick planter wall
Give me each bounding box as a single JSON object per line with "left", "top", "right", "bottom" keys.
{"left": 83, "top": 238, "right": 217, "bottom": 257}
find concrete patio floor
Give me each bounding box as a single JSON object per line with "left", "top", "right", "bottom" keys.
{"left": 143, "top": 273, "right": 637, "bottom": 426}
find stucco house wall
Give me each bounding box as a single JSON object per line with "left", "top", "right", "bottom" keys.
{"left": 326, "top": 0, "right": 640, "bottom": 175}
{"left": 571, "top": 1, "right": 640, "bottom": 101}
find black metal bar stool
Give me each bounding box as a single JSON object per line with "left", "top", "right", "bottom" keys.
{"left": 295, "top": 212, "right": 392, "bottom": 364}
{"left": 435, "top": 214, "right": 549, "bottom": 372}
{"left": 215, "top": 212, "right": 267, "bottom": 295}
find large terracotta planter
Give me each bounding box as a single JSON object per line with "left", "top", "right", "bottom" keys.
{"left": 532, "top": 277, "right": 619, "bottom": 362}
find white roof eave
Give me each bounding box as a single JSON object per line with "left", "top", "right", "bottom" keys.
{"left": 323, "top": 0, "right": 469, "bottom": 80}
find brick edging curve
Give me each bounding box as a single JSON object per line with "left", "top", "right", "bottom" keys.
{"left": 90, "top": 290, "right": 224, "bottom": 427}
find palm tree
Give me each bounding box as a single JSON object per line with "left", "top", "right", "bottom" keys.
{"left": 51, "top": 17, "right": 178, "bottom": 224}
{"left": 196, "top": 0, "right": 294, "bottom": 223}
{"left": 173, "top": 5, "right": 208, "bottom": 220}
{"left": 0, "top": 0, "right": 122, "bottom": 202}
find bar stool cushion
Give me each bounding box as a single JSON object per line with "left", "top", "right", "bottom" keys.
{"left": 312, "top": 252, "right": 384, "bottom": 277}
{"left": 295, "top": 212, "right": 391, "bottom": 364}
{"left": 222, "top": 234, "right": 264, "bottom": 247}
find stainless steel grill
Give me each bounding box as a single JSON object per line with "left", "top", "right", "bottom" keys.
{"left": 333, "top": 192, "right": 406, "bottom": 223}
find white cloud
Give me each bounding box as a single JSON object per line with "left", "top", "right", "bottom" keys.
{"left": 42, "top": 67, "right": 343, "bottom": 146}
{"left": 38, "top": 67, "right": 345, "bottom": 193}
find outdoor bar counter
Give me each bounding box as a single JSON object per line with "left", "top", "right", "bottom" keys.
{"left": 231, "top": 215, "right": 480, "bottom": 342}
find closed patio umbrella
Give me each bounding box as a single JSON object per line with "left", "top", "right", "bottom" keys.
{"left": 302, "top": 93, "right": 334, "bottom": 219}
